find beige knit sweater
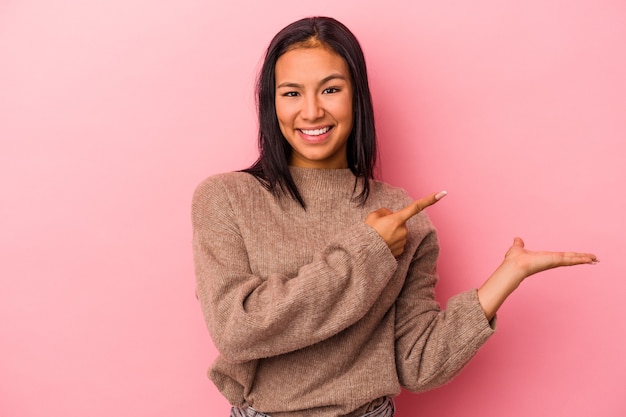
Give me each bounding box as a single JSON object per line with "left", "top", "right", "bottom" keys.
{"left": 192, "top": 167, "right": 495, "bottom": 417}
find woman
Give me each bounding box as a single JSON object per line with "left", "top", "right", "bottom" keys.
{"left": 192, "top": 16, "right": 596, "bottom": 417}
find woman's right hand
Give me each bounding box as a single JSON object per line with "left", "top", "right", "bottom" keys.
{"left": 365, "top": 191, "right": 447, "bottom": 256}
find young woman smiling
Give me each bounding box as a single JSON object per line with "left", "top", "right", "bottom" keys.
{"left": 274, "top": 45, "right": 354, "bottom": 169}
{"left": 191, "top": 17, "right": 597, "bottom": 417}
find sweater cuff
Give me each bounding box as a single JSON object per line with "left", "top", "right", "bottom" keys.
{"left": 359, "top": 222, "right": 397, "bottom": 262}
{"left": 453, "top": 289, "right": 497, "bottom": 332}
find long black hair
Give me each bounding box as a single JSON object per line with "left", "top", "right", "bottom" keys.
{"left": 242, "top": 16, "right": 378, "bottom": 207}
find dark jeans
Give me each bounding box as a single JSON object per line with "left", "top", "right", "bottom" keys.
{"left": 230, "top": 397, "right": 395, "bottom": 417}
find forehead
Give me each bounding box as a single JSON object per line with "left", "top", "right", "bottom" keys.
{"left": 275, "top": 46, "right": 351, "bottom": 81}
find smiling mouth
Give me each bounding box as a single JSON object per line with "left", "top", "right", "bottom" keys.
{"left": 299, "top": 126, "right": 332, "bottom": 136}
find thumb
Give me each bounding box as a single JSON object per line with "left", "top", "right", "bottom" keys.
{"left": 368, "top": 207, "right": 393, "bottom": 218}
{"left": 504, "top": 237, "right": 526, "bottom": 259}
{"left": 513, "top": 237, "right": 525, "bottom": 248}
{"left": 365, "top": 207, "right": 393, "bottom": 223}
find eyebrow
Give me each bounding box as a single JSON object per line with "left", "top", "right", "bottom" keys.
{"left": 276, "top": 73, "right": 348, "bottom": 89}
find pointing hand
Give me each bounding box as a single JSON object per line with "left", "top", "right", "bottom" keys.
{"left": 366, "top": 191, "right": 447, "bottom": 257}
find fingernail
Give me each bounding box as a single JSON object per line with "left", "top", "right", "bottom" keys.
{"left": 435, "top": 191, "right": 448, "bottom": 201}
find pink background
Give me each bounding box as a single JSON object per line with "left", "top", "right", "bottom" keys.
{"left": 1, "top": 1, "right": 624, "bottom": 416}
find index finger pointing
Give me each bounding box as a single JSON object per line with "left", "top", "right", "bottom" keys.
{"left": 395, "top": 191, "right": 447, "bottom": 222}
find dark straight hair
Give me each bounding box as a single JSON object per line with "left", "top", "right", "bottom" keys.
{"left": 242, "top": 16, "right": 378, "bottom": 208}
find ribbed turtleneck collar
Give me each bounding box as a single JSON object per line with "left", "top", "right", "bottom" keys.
{"left": 288, "top": 166, "right": 365, "bottom": 203}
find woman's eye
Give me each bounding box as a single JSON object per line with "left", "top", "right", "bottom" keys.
{"left": 282, "top": 91, "right": 299, "bottom": 97}
{"left": 322, "top": 87, "right": 340, "bottom": 94}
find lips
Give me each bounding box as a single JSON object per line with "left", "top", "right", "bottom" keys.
{"left": 300, "top": 126, "right": 331, "bottom": 136}
{"left": 297, "top": 126, "right": 334, "bottom": 143}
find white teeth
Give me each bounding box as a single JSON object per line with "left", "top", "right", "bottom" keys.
{"left": 300, "top": 126, "right": 331, "bottom": 136}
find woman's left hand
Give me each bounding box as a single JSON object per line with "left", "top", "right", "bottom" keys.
{"left": 477, "top": 237, "right": 597, "bottom": 320}
{"left": 502, "top": 237, "right": 597, "bottom": 282}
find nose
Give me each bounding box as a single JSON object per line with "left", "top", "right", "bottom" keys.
{"left": 301, "top": 94, "right": 324, "bottom": 121}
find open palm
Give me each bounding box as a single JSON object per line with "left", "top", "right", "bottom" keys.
{"left": 503, "top": 237, "right": 597, "bottom": 279}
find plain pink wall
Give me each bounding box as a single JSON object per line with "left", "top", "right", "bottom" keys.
{"left": 1, "top": 1, "right": 624, "bottom": 416}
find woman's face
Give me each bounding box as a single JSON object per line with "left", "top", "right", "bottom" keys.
{"left": 274, "top": 46, "right": 353, "bottom": 169}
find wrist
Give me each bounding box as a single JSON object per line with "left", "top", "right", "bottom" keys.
{"left": 477, "top": 262, "right": 523, "bottom": 321}
{"left": 496, "top": 258, "right": 528, "bottom": 288}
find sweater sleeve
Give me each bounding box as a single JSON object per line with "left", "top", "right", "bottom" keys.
{"left": 394, "top": 227, "right": 496, "bottom": 392}
{"left": 192, "top": 177, "right": 398, "bottom": 364}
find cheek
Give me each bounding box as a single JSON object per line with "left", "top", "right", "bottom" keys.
{"left": 339, "top": 98, "right": 354, "bottom": 126}
{"left": 274, "top": 101, "right": 292, "bottom": 127}
{"left": 339, "top": 89, "right": 353, "bottom": 118}
{"left": 274, "top": 106, "right": 292, "bottom": 141}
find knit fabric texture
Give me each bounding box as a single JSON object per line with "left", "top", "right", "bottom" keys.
{"left": 192, "top": 167, "right": 495, "bottom": 417}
